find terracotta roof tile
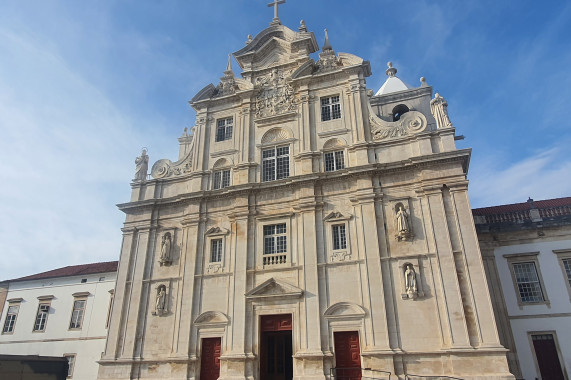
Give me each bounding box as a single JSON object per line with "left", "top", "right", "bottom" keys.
{"left": 8, "top": 261, "right": 118, "bottom": 282}
{"left": 472, "top": 197, "right": 571, "bottom": 216}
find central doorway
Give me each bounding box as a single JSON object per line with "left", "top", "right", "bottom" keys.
{"left": 260, "top": 314, "right": 293, "bottom": 380}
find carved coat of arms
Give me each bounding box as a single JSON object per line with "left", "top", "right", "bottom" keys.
{"left": 255, "top": 68, "right": 296, "bottom": 118}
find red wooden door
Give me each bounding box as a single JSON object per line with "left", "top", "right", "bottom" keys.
{"left": 334, "top": 331, "right": 362, "bottom": 380}
{"left": 200, "top": 337, "right": 221, "bottom": 380}
{"left": 532, "top": 334, "right": 565, "bottom": 380}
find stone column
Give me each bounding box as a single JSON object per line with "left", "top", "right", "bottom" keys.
{"left": 294, "top": 186, "right": 326, "bottom": 380}
{"left": 101, "top": 227, "right": 136, "bottom": 360}
{"left": 422, "top": 185, "right": 471, "bottom": 349}
{"left": 448, "top": 183, "right": 504, "bottom": 348}
{"left": 219, "top": 196, "right": 252, "bottom": 379}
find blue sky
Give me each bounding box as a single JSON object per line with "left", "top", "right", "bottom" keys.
{"left": 1, "top": 0, "right": 570, "bottom": 280}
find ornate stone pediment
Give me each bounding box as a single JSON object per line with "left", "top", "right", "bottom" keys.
{"left": 205, "top": 226, "right": 229, "bottom": 236}
{"left": 324, "top": 302, "right": 366, "bottom": 320}
{"left": 194, "top": 311, "right": 229, "bottom": 327}
{"left": 245, "top": 278, "right": 303, "bottom": 300}
{"left": 254, "top": 68, "right": 296, "bottom": 118}
{"left": 368, "top": 102, "right": 428, "bottom": 141}
{"left": 323, "top": 211, "right": 351, "bottom": 221}
{"left": 233, "top": 24, "right": 318, "bottom": 73}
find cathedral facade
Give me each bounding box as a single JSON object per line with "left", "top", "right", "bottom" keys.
{"left": 98, "top": 8, "right": 513, "bottom": 380}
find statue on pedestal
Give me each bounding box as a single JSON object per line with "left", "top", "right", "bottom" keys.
{"left": 159, "top": 232, "right": 172, "bottom": 266}
{"left": 405, "top": 265, "right": 418, "bottom": 298}
{"left": 395, "top": 205, "right": 413, "bottom": 241}
{"left": 430, "top": 93, "right": 453, "bottom": 129}
{"left": 154, "top": 286, "right": 167, "bottom": 316}
{"left": 134, "top": 148, "right": 149, "bottom": 181}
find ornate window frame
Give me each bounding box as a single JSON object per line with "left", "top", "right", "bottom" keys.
{"left": 503, "top": 252, "right": 549, "bottom": 307}
{"left": 204, "top": 227, "right": 230, "bottom": 274}
{"left": 256, "top": 213, "right": 294, "bottom": 269}
{"left": 323, "top": 211, "right": 352, "bottom": 262}
{"left": 553, "top": 249, "right": 571, "bottom": 301}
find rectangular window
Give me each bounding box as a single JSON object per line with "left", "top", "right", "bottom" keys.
{"left": 321, "top": 95, "right": 341, "bottom": 122}
{"left": 69, "top": 300, "right": 86, "bottom": 329}
{"left": 64, "top": 354, "right": 76, "bottom": 378}
{"left": 2, "top": 305, "right": 19, "bottom": 333}
{"left": 213, "top": 169, "right": 231, "bottom": 189}
{"left": 215, "top": 117, "right": 233, "bottom": 142}
{"left": 513, "top": 262, "right": 544, "bottom": 303}
{"left": 324, "top": 150, "right": 345, "bottom": 172}
{"left": 563, "top": 258, "right": 571, "bottom": 288}
{"left": 33, "top": 303, "right": 50, "bottom": 332}
{"left": 263, "top": 224, "right": 287, "bottom": 255}
{"left": 262, "top": 146, "right": 289, "bottom": 182}
{"left": 211, "top": 239, "right": 223, "bottom": 262}
{"left": 332, "top": 224, "right": 347, "bottom": 250}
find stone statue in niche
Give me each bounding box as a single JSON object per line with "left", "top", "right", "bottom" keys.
{"left": 154, "top": 285, "right": 167, "bottom": 316}
{"left": 395, "top": 204, "right": 413, "bottom": 241}
{"left": 430, "top": 93, "right": 453, "bottom": 129}
{"left": 134, "top": 148, "right": 149, "bottom": 181}
{"left": 405, "top": 265, "right": 418, "bottom": 297}
{"left": 159, "top": 232, "right": 173, "bottom": 266}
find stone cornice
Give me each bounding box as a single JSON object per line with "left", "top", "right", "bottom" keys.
{"left": 117, "top": 151, "right": 470, "bottom": 213}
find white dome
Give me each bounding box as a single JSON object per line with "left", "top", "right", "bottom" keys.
{"left": 375, "top": 62, "right": 413, "bottom": 96}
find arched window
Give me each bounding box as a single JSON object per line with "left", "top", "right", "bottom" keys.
{"left": 392, "top": 104, "right": 409, "bottom": 121}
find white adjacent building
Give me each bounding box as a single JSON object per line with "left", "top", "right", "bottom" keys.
{"left": 476, "top": 197, "right": 571, "bottom": 380}
{"left": 96, "top": 5, "right": 513, "bottom": 380}
{"left": 0, "top": 261, "right": 117, "bottom": 379}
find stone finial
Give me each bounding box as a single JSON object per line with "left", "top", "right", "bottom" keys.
{"left": 246, "top": 34, "right": 253, "bottom": 45}
{"left": 225, "top": 54, "right": 234, "bottom": 75}
{"left": 386, "top": 62, "right": 397, "bottom": 77}
{"left": 420, "top": 77, "right": 428, "bottom": 87}
{"left": 322, "top": 29, "right": 333, "bottom": 52}
{"left": 299, "top": 20, "right": 307, "bottom": 32}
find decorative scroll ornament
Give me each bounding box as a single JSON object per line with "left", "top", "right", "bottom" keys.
{"left": 254, "top": 68, "right": 296, "bottom": 118}
{"left": 151, "top": 128, "right": 196, "bottom": 179}
{"left": 368, "top": 103, "right": 427, "bottom": 141}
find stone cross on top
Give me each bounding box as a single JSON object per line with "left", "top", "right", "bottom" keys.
{"left": 268, "top": 0, "right": 285, "bottom": 25}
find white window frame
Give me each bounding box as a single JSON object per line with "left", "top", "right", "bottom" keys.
{"left": 553, "top": 249, "right": 571, "bottom": 301}
{"left": 320, "top": 95, "right": 341, "bottom": 122}
{"left": 215, "top": 117, "right": 233, "bottom": 142}
{"left": 324, "top": 150, "right": 345, "bottom": 172}
{"left": 210, "top": 238, "right": 223, "bottom": 263}
{"left": 256, "top": 214, "right": 293, "bottom": 269}
{"left": 213, "top": 169, "right": 231, "bottom": 190}
{"left": 262, "top": 145, "right": 290, "bottom": 182}
{"left": 33, "top": 302, "right": 51, "bottom": 332}
{"left": 204, "top": 227, "right": 229, "bottom": 274}
{"left": 69, "top": 298, "right": 87, "bottom": 330}
{"left": 504, "top": 252, "right": 549, "bottom": 307}
{"left": 332, "top": 224, "right": 347, "bottom": 250}
{"left": 64, "top": 353, "right": 76, "bottom": 378}
{"left": 2, "top": 300, "right": 21, "bottom": 334}
{"left": 324, "top": 212, "right": 352, "bottom": 262}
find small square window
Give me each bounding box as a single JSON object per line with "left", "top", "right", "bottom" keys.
{"left": 213, "top": 169, "right": 231, "bottom": 189}
{"left": 215, "top": 118, "right": 233, "bottom": 142}
{"left": 262, "top": 146, "right": 289, "bottom": 182}
{"left": 512, "top": 262, "right": 544, "bottom": 303}
{"left": 324, "top": 150, "right": 345, "bottom": 172}
{"left": 321, "top": 95, "right": 341, "bottom": 121}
